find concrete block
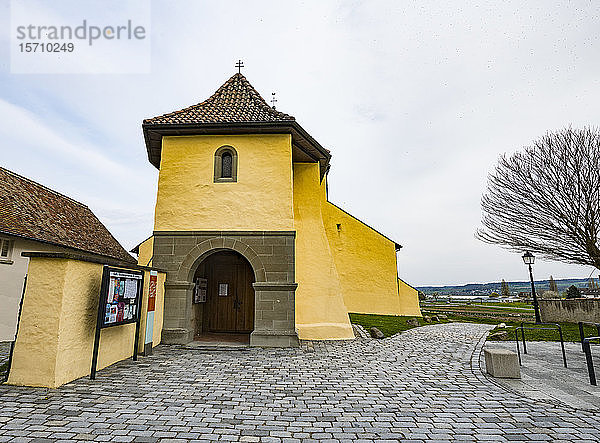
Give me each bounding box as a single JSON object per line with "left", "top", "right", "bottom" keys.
{"left": 485, "top": 347, "right": 520, "bottom": 379}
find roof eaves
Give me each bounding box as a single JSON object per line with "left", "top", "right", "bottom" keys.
{"left": 325, "top": 201, "right": 402, "bottom": 249}
{"left": 142, "top": 121, "right": 331, "bottom": 174}
{"left": 0, "top": 230, "right": 136, "bottom": 263}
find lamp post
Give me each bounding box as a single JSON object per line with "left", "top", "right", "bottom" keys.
{"left": 522, "top": 251, "right": 541, "bottom": 323}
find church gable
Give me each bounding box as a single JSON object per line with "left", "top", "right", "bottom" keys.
{"left": 142, "top": 72, "right": 330, "bottom": 178}
{"left": 144, "top": 73, "right": 295, "bottom": 125}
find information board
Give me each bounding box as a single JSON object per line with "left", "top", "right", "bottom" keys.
{"left": 91, "top": 266, "right": 145, "bottom": 380}
{"left": 101, "top": 269, "right": 143, "bottom": 327}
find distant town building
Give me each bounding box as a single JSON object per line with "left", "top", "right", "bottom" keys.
{"left": 580, "top": 288, "right": 600, "bottom": 298}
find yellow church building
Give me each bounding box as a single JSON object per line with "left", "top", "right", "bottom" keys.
{"left": 136, "top": 71, "right": 420, "bottom": 347}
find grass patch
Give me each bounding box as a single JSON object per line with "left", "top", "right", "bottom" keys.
{"left": 479, "top": 302, "right": 533, "bottom": 309}
{"left": 488, "top": 321, "right": 598, "bottom": 343}
{"left": 349, "top": 312, "right": 595, "bottom": 343}
{"left": 349, "top": 313, "right": 425, "bottom": 336}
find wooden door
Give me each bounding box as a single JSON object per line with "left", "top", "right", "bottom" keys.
{"left": 235, "top": 259, "right": 255, "bottom": 332}
{"left": 204, "top": 252, "right": 254, "bottom": 333}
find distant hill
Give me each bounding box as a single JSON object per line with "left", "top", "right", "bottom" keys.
{"left": 416, "top": 278, "right": 594, "bottom": 296}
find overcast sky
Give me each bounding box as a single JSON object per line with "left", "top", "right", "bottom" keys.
{"left": 1, "top": 1, "right": 599, "bottom": 286}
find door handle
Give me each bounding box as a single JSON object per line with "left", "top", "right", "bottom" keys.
{"left": 233, "top": 299, "right": 242, "bottom": 311}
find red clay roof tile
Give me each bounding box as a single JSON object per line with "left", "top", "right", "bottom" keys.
{"left": 0, "top": 167, "right": 135, "bottom": 263}
{"left": 144, "top": 73, "right": 295, "bottom": 125}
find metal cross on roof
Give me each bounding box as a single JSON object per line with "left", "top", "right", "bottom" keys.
{"left": 271, "top": 92, "right": 277, "bottom": 109}
{"left": 235, "top": 60, "right": 244, "bottom": 73}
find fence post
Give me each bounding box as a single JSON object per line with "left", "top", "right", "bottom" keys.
{"left": 583, "top": 339, "right": 597, "bottom": 386}
{"left": 515, "top": 328, "right": 521, "bottom": 366}
{"left": 557, "top": 326, "right": 567, "bottom": 368}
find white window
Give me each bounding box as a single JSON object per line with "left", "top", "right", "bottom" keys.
{"left": 0, "top": 238, "right": 12, "bottom": 259}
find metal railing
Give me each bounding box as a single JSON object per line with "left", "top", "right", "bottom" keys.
{"left": 578, "top": 321, "right": 600, "bottom": 351}
{"left": 514, "top": 322, "right": 567, "bottom": 368}
{"left": 582, "top": 336, "right": 600, "bottom": 385}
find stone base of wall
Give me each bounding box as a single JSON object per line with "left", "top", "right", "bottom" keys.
{"left": 251, "top": 331, "right": 299, "bottom": 347}
{"left": 161, "top": 327, "right": 194, "bottom": 344}
{"left": 153, "top": 231, "right": 298, "bottom": 347}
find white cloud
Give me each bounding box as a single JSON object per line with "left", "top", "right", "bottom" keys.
{"left": 2, "top": 0, "right": 600, "bottom": 283}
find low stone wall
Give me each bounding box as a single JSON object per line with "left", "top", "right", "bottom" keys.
{"left": 539, "top": 299, "right": 600, "bottom": 323}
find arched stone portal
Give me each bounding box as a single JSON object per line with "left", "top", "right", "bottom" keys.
{"left": 152, "top": 232, "right": 299, "bottom": 347}
{"left": 192, "top": 250, "right": 255, "bottom": 338}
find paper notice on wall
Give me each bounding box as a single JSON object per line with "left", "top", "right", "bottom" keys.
{"left": 124, "top": 279, "right": 138, "bottom": 299}
{"left": 107, "top": 278, "right": 115, "bottom": 303}
{"left": 219, "top": 283, "right": 228, "bottom": 297}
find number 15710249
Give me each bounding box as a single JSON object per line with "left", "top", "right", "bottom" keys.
{"left": 19, "top": 42, "right": 75, "bottom": 52}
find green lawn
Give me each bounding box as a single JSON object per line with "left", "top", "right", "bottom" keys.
{"left": 349, "top": 313, "right": 427, "bottom": 336}
{"left": 478, "top": 302, "right": 533, "bottom": 309}
{"left": 349, "top": 312, "right": 596, "bottom": 343}
{"left": 421, "top": 301, "right": 534, "bottom": 313}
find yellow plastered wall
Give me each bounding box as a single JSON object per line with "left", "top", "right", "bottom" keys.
{"left": 7, "top": 258, "right": 66, "bottom": 387}
{"left": 137, "top": 236, "right": 154, "bottom": 267}
{"left": 321, "top": 177, "right": 421, "bottom": 317}
{"left": 293, "top": 163, "right": 354, "bottom": 340}
{"left": 8, "top": 257, "right": 166, "bottom": 388}
{"left": 154, "top": 134, "right": 294, "bottom": 231}
{"left": 323, "top": 200, "right": 402, "bottom": 315}
{"left": 398, "top": 278, "right": 421, "bottom": 316}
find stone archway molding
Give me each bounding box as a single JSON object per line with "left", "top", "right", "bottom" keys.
{"left": 153, "top": 230, "right": 298, "bottom": 347}
{"left": 176, "top": 236, "right": 267, "bottom": 284}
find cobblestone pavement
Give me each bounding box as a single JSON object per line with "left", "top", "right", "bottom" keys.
{"left": 1, "top": 323, "right": 600, "bottom": 442}
{"left": 0, "top": 342, "right": 11, "bottom": 365}
{"left": 0, "top": 342, "right": 11, "bottom": 380}
{"left": 483, "top": 340, "right": 600, "bottom": 410}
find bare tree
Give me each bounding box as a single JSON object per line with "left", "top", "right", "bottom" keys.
{"left": 477, "top": 127, "right": 600, "bottom": 269}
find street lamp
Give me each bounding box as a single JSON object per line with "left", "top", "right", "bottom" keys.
{"left": 522, "top": 251, "right": 541, "bottom": 323}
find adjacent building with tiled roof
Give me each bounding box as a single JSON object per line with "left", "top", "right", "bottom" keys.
{"left": 0, "top": 166, "right": 134, "bottom": 340}
{"left": 0, "top": 167, "right": 134, "bottom": 263}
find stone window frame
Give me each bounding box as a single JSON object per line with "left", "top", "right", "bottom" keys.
{"left": 0, "top": 236, "right": 14, "bottom": 265}
{"left": 214, "top": 145, "right": 238, "bottom": 183}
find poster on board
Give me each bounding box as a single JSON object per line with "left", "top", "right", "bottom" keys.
{"left": 91, "top": 266, "right": 145, "bottom": 380}
{"left": 100, "top": 269, "right": 143, "bottom": 328}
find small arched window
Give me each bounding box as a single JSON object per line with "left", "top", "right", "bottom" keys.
{"left": 214, "top": 146, "right": 238, "bottom": 182}
{"left": 221, "top": 152, "right": 233, "bottom": 178}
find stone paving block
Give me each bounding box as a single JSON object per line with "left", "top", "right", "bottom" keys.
{"left": 2, "top": 324, "right": 600, "bottom": 441}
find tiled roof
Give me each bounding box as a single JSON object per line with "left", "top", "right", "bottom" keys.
{"left": 144, "top": 73, "right": 296, "bottom": 125}
{"left": 0, "top": 167, "right": 135, "bottom": 263}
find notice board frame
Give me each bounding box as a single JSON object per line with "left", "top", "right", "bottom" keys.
{"left": 90, "top": 265, "right": 144, "bottom": 380}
